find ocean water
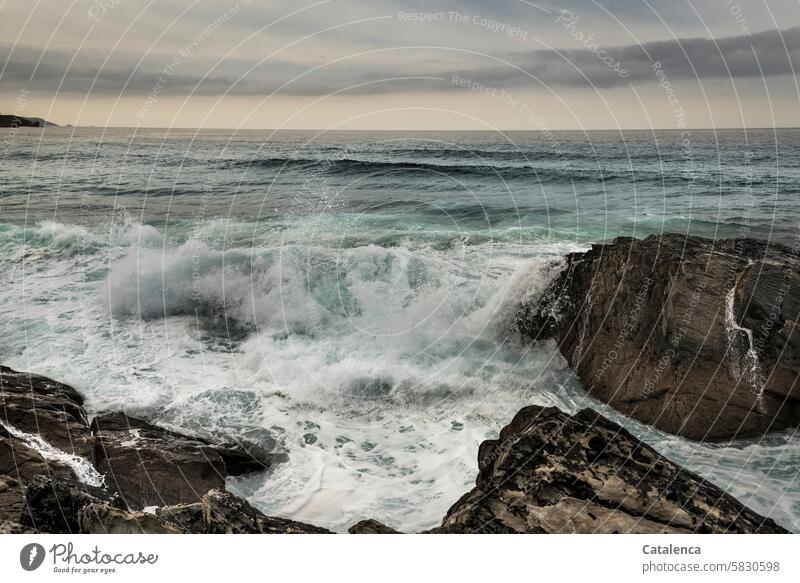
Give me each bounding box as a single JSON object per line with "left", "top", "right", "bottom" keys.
{"left": 1, "top": 127, "right": 798, "bottom": 532}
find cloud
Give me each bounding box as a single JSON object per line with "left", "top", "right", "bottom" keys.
{"left": 2, "top": 26, "right": 798, "bottom": 98}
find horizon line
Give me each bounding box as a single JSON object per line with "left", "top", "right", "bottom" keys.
{"left": 20, "top": 125, "right": 800, "bottom": 132}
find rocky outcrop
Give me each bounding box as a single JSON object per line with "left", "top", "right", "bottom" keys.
{"left": 0, "top": 365, "right": 313, "bottom": 533}
{"left": 0, "top": 114, "right": 56, "bottom": 127}
{"left": 91, "top": 413, "right": 282, "bottom": 509}
{"left": 348, "top": 519, "right": 401, "bottom": 534}
{"left": 93, "top": 413, "right": 232, "bottom": 509}
{"left": 156, "top": 489, "right": 332, "bottom": 534}
{"left": 0, "top": 366, "right": 94, "bottom": 461}
{"left": 17, "top": 476, "right": 331, "bottom": 534}
{"left": 22, "top": 475, "right": 124, "bottom": 533}
{"left": 0, "top": 474, "right": 25, "bottom": 524}
{"left": 517, "top": 234, "right": 800, "bottom": 440}
{"left": 431, "top": 406, "right": 787, "bottom": 534}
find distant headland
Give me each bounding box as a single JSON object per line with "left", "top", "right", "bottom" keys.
{"left": 0, "top": 114, "right": 58, "bottom": 128}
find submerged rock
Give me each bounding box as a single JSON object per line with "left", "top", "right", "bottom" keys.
{"left": 517, "top": 234, "right": 800, "bottom": 440}
{"left": 431, "top": 406, "right": 787, "bottom": 533}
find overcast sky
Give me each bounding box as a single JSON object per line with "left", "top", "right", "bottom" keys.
{"left": 1, "top": 0, "right": 799, "bottom": 129}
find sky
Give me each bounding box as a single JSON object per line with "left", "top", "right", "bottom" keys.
{"left": 1, "top": 0, "right": 799, "bottom": 129}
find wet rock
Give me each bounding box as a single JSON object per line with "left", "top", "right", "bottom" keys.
{"left": 200, "top": 489, "right": 332, "bottom": 534}
{"left": 348, "top": 519, "right": 401, "bottom": 534}
{"left": 0, "top": 520, "right": 35, "bottom": 534}
{"left": 151, "top": 490, "right": 331, "bottom": 534}
{"left": 0, "top": 474, "right": 25, "bottom": 523}
{"left": 21, "top": 475, "right": 124, "bottom": 534}
{"left": 91, "top": 413, "right": 253, "bottom": 509}
{"left": 0, "top": 366, "right": 94, "bottom": 458}
{"left": 214, "top": 427, "right": 289, "bottom": 474}
{"left": 78, "top": 503, "right": 180, "bottom": 534}
{"left": 432, "top": 406, "right": 787, "bottom": 533}
{"left": 0, "top": 425, "right": 79, "bottom": 484}
{"left": 517, "top": 234, "right": 800, "bottom": 440}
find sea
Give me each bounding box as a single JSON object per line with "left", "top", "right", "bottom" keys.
{"left": 1, "top": 127, "right": 798, "bottom": 532}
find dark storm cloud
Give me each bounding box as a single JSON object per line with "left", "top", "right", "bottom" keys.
{"left": 2, "top": 26, "right": 798, "bottom": 97}
{"left": 455, "top": 25, "right": 800, "bottom": 89}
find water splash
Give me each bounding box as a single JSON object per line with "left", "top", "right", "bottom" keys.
{"left": 1, "top": 422, "right": 105, "bottom": 487}
{"left": 724, "top": 266, "right": 766, "bottom": 412}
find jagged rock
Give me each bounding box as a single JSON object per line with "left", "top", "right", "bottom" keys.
{"left": 198, "top": 489, "right": 331, "bottom": 534}
{"left": 151, "top": 490, "right": 331, "bottom": 533}
{"left": 517, "top": 234, "right": 800, "bottom": 440}
{"left": 214, "top": 428, "right": 289, "bottom": 474}
{"left": 92, "top": 413, "right": 268, "bottom": 509}
{"left": 0, "top": 520, "right": 35, "bottom": 533}
{"left": 0, "top": 366, "right": 94, "bottom": 458}
{"left": 21, "top": 475, "right": 124, "bottom": 533}
{"left": 18, "top": 476, "right": 331, "bottom": 534}
{"left": 348, "top": 519, "right": 401, "bottom": 534}
{"left": 0, "top": 425, "right": 80, "bottom": 484}
{"left": 432, "top": 406, "right": 787, "bottom": 534}
{"left": 78, "top": 503, "right": 180, "bottom": 534}
{"left": 0, "top": 474, "right": 25, "bottom": 523}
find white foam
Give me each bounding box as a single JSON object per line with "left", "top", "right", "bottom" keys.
{"left": 724, "top": 267, "right": 765, "bottom": 408}
{"left": 1, "top": 422, "right": 105, "bottom": 487}
{"left": 3, "top": 218, "right": 797, "bottom": 532}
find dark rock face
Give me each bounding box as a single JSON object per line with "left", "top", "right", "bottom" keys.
{"left": 0, "top": 425, "right": 81, "bottom": 484}
{"left": 78, "top": 503, "right": 181, "bottom": 534}
{"left": 0, "top": 474, "right": 25, "bottom": 524}
{"left": 0, "top": 366, "right": 94, "bottom": 459}
{"left": 517, "top": 234, "right": 800, "bottom": 440}
{"left": 17, "top": 476, "right": 330, "bottom": 534}
{"left": 348, "top": 519, "right": 401, "bottom": 534}
{"left": 21, "top": 475, "right": 124, "bottom": 534}
{"left": 433, "top": 406, "right": 787, "bottom": 534}
{"left": 0, "top": 520, "right": 34, "bottom": 534}
{"left": 159, "top": 489, "right": 332, "bottom": 534}
{"left": 92, "top": 413, "right": 242, "bottom": 509}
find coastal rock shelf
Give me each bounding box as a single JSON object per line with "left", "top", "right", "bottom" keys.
{"left": 0, "top": 365, "right": 787, "bottom": 533}
{"left": 517, "top": 234, "right": 800, "bottom": 440}
{"left": 428, "top": 406, "right": 786, "bottom": 533}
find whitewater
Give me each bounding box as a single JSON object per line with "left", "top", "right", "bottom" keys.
{"left": 2, "top": 128, "right": 799, "bottom": 531}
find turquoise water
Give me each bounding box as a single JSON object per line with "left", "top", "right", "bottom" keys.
{"left": 1, "top": 128, "right": 798, "bottom": 531}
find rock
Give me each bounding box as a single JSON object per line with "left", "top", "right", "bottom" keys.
{"left": 91, "top": 413, "right": 269, "bottom": 509}
{"left": 0, "top": 520, "right": 35, "bottom": 534}
{"left": 214, "top": 428, "right": 289, "bottom": 474}
{"left": 78, "top": 503, "right": 180, "bottom": 534}
{"left": 153, "top": 490, "right": 332, "bottom": 534}
{"left": 348, "top": 519, "right": 401, "bottom": 534}
{"left": 195, "top": 489, "right": 332, "bottom": 534}
{"left": 21, "top": 475, "right": 124, "bottom": 534}
{"left": 517, "top": 234, "right": 800, "bottom": 440}
{"left": 0, "top": 424, "right": 80, "bottom": 484}
{"left": 18, "top": 476, "right": 329, "bottom": 534}
{"left": 0, "top": 366, "right": 94, "bottom": 458}
{"left": 432, "top": 406, "right": 787, "bottom": 534}
{"left": 0, "top": 474, "right": 25, "bottom": 523}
